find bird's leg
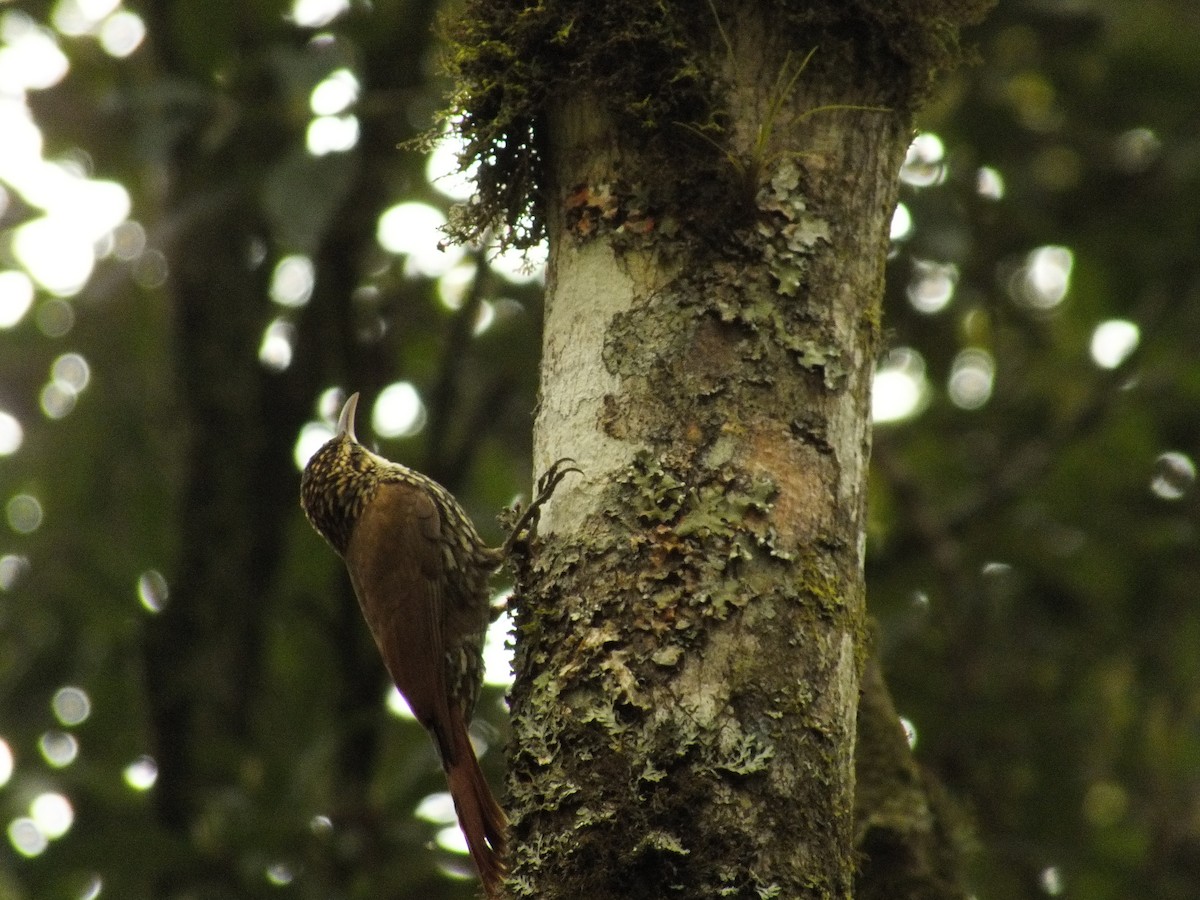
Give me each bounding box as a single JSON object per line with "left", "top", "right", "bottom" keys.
{"left": 499, "top": 457, "right": 581, "bottom": 558}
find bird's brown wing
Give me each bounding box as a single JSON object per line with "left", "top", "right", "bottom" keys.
{"left": 343, "top": 479, "right": 452, "bottom": 742}
{"left": 342, "top": 478, "right": 508, "bottom": 892}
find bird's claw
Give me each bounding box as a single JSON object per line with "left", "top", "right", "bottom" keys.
{"left": 501, "top": 457, "right": 581, "bottom": 556}
{"left": 536, "top": 457, "right": 582, "bottom": 501}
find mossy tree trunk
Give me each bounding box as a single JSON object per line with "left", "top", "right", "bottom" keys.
{"left": 448, "top": 1, "right": 991, "bottom": 896}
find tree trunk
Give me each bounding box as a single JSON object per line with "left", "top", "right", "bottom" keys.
{"left": 448, "top": 0, "right": 992, "bottom": 895}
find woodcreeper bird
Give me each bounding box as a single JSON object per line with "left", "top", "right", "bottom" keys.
{"left": 300, "top": 392, "right": 576, "bottom": 896}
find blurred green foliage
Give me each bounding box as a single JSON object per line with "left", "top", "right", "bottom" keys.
{"left": 873, "top": 3, "right": 1200, "bottom": 897}
{"left": 0, "top": 1, "right": 1197, "bottom": 898}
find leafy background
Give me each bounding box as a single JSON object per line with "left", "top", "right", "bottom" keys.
{"left": 0, "top": 1, "right": 1197, "bottom": 898}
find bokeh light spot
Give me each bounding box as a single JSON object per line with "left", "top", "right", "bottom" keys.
{"left": 1015, "top": 245, "right": 1073, "bottom": 310}
{"left": 1150, "top": 451, "right": 1195, "bottom": 501}
{"left": 889, "top": 203, "right": 912, "bottom": 241}
{"left": 0, "top": 554, "right": 30, "bottom": 590}
{"left": 77, "top": 171, "right": 132, "bottom": 220}
{"left": 0, "top": 270, "right": 35, "bottom": 327}
{"left": 258, "top": 318, "right": 295, "bottom": 372}
{"left": 489, "top": 240, "right": 547, "bottom": 286}
{"left": 377, "top": 202, "right": 463, "bottom": 277}
{"left": 294, "top": 421, "right": 335, "bottom": 470}
{"left": 899, "top": 716, "right": 917, "bottom": 750}
{"left": 1040, "top": 865, "right": 1063, "bottom": 896}
{"left": 437, "top": 262, "right": 477, "bottom": 311}
{"left": 906, "top": 260, "right": 958, "bottom": 314}
{"left": 14, "top": 217, "right": 94, "bottom": 296}
{"left": 899, "top": 132, "right": 946, "bottom": 187}
{"left": 483, "top": 604, "right": 514, "bottom": 687}
{"left": 79, "top": 875, "right": 103, "bottom": 900}
{"left": 948, "top": 348, "right": 995, "bottom": 410}
{"left": 36, "top": 298, "right": 75, "bottom": 337}
{"left": 0, "top": 102, "right": 43, "bottom": 174}
{"left": 52, "top": 685, "right": 91, "bottom": 726}
{"left": 426, "top": 127, "right": 477, "bottom": 202}
{"left": 436, "top": 823, "right": 470, "bottom": 856}
{"left": 306, "top": 114, "right": 359, "bottom": 155}
{"left": 1089, "top": 319, "right": 1139, "bottom": 369}
{"left": 0, "top": 24, "right": 69, "bottom": 92}
{"left": 98, "top": 10, "right": 146, "bottom": 58}
{"left": 982, "top": 560, "right": 1014, "bottom": 580}
{"left": 7, "top": 494, "right": 43, "bottom": 534}
{"left": 123, "top": 755, "right": 158, "bottom": 790}
{"left": 111, "top": 220, "right": 146, "bottom": 260}
{"left": 52, "top": 352, "right": 90, "bottom": 392}
{"left": 0, "top": 411, "right": 23, "bottom": 455}
{"left": 1113, "top": 127, "right": 1160, "bottom": 174}
{"left": 309, "top": 814, "right": 333, "bottom": 835}
{"left": 41, "top": 381, "right": 78, "bottom": 419}
{"left": 372, "top": 382, "right": 426, "bottom": 439}
{"left": 15, "top": 171, "right": 129, "bottom": 267}
{"left": 317, "top": 387, "right": 346, "bottom": 422}
{"left": 137, "top": 569, "right": 169, "bottom": 613}
{"left": 290, "top": 0, "right": 349, "bottom": 28}
{"left": 30, "top": 792, "right": 73, "bottom": 839}
{"left": 472, "top": 299, "right": 496, "bottom": 336}
{"left": 70, "top": 0, "right": 120, "bottom": 25}
{"left": 385, "top": 685, "right": 414, "bottom": 720}
{"left": 7, "top": 817, "right": 47, "bottom": 857}
{"left": 265, "top": 862, "right": 296, "bottom": 886}
{"left": 39, "top": 731, "right": 79, "bottom": 768}
{"left": 51, "top": 0, "right": 97, "bottom": 37}
{"left": 976, "top": 166, "right": 1005, "bottom": 199}
{"left": 270, "top": 254, "right": 314, "bottom": 307}
{"left": 872, "top": 348, "right": 927, "bottom": 424}
{"left": 0, "top": 738, "right": 13, "bottom": 787}
{"left": 415, "top": 792, "right": 457, "bottom": 825}
{"left": 310, "top": 68, "right": 358, "bottom": 115}
{"left": 132, "top": 249, "right": 169, "bottom": 288}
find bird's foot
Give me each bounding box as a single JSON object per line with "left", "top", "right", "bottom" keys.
{"left": 501, "top": 457, "right": 581, "bottom": 556}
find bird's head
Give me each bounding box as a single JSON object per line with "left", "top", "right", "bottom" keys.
{"left": 300, "top": 392, "right": 378, "bottom": 555}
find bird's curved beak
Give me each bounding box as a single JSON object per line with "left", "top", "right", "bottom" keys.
{"left": 337, "top": 392, "right": 360, "bottom": 442}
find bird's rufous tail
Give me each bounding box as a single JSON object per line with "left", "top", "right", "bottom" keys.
{"left": 444, "top": 717, "right": 508, "bottom": 897}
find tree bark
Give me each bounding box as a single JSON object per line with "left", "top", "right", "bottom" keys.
{"left": 447, "top": 0, "right": 991, "bottom": 895}
{"left": 522, "top": 18, "right": 891, "bottom": 900}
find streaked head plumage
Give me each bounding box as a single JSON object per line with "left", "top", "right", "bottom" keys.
{"left": 300, "top": 393, "right": 376, "bottom": 555}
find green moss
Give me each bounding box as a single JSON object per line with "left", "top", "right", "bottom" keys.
{"left": 441, "top": 0, "right": 721, "bottom": 248}
{"left": 440, "top": 0, "right": 993, "bottom": 250}
{"left": 792, "top": 549, "right": 848, "bottom": 616}
{"left": 777, "top": 0, "right": 997, "bottom": 109}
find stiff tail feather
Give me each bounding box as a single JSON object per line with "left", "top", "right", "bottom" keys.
{"left": 444, "top": 718, "right": 508, "bottom": 897}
